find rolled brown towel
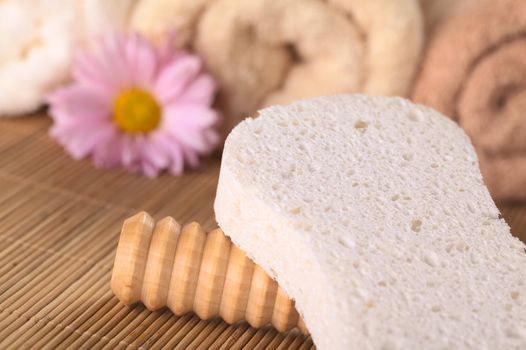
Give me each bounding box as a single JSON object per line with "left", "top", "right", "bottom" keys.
{"left": 132, "top": 0, "right": 423, "bottom": 135}
{"left": 412, "top": 0, "right": 526, "bottom": 202}
{"left": 418, "top": 0, "right": 467, "bottom": 38}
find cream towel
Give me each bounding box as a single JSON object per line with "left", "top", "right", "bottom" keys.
{"left": 133, "top": 0, "right": 423, "bottom": 134}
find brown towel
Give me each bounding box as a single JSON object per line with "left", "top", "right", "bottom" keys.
{"left": 132, "top": 0, "right": 424, "bottom": 135}
{"left": 412, "top": 0, "right": 526, "bottom": 202}
{"left": 419, "top": 0, "right": 466, "bottom": 38}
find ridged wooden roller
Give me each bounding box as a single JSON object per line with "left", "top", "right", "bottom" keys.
{"left": 111, "top": 212, "right": 308, "bottom": 334}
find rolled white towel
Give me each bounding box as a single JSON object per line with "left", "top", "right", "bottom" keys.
{"left": 0, "top": 0, "right": 135, "bottom": 117}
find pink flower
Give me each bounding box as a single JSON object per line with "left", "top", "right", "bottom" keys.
{"left": 47, "top": 32, "right": 219, "bottom": 177}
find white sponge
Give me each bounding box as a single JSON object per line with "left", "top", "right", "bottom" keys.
{"left": 214, "top": 95, "right": 526, "bottom": 349}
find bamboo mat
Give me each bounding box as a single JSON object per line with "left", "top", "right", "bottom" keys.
{"left": 0, "top": 115, "right": 525, "bottom": 350}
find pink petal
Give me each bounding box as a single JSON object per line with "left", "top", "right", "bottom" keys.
{"left": 127, "top": 34, "right": 157, "bottom": 88}
{"left": 202, "top": 129, "right": 220, "bottom": 150}
{"left": 182, "top": 146, "right": 201, "bottom": 169}
{"left": 74, "top": 33, "right": 158, "bottom": 93}
{"left": 123, "top": 33, "right": 141, "bottom": 75}
{"left": 47, "top": 84, "right": 111, "bottom": 122}
{"left": 142, "top": 134, "right": 170, "bottom": 170}
{"left": 152, "top": 132, "right": 185, "bottom": 175}
{"left": 73, "top": 50, "right": 121, "bottom": 95}
{"left": 139, "top": 157, "right": 160, "bottom": 177}
{"left": 120, "top": 135, "right": 141, "bottom": 167}
{"left": 175, "top": 74, "right": 216, "bottom": 105}
{"left": 66, "top": 125, "right": 115, "bottom": 160}
{"left": 162, "top": 105, "right": 220, "bottom": 154}
{"left": 154, "top": 55, "right": 202, "bottom": 104}
{"left": 172, "top": 129, "right": 212, "bottom": 153}
{"left": 92, "top": 130, "right": 123, "bottom": 168}
{"left": 156, "top": 32, "right": 178, "bottom": 67}
{"left": 99, "top": 33, "right": 133, "bottom": 89}
{"left": 163, "top": 104, "right": 219, "bottom": 130}
{"left": 50, "top": 118, "right": 110, "bottom": 142}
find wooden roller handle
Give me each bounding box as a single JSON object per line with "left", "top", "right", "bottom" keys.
{"left": 111, "top": 212, "right": 308, "bottom": 334}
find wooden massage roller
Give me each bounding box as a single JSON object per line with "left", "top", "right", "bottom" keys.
{"left": 111, "top": 212, "right": 308, "bottom": 334}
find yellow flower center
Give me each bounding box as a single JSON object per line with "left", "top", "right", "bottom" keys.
{"left": 114, "top": 88, "right": 161, "bottom": 133}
